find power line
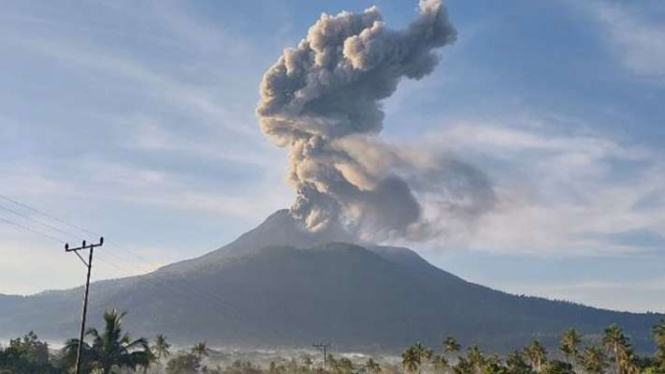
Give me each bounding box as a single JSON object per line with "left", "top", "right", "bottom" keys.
{"left": 92, "top": 256, "right": 257, "bottom": 326}
{"left": 0, "top": 193, "right": 267, "bottom": 328}
{"left": 0, "top": 215, "right": 65, "bottom": 244}
{"left": 0, "top": 203, "right": 78, "bottom": 242}
{"left": 0, "top": 193, "right": 95, "bottom": 238}
{"left": 88, "top": 242, "right": 259, "bottom": 326}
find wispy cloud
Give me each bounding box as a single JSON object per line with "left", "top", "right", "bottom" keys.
{"left": 113, "top": 114, "right": 279, "bottom": 168}
{"left": 582, "top": 1, "right": 665, "bottom": 83}
{"left": 2, "top": 34, "right": 257, "bottom": 138}
{"left": 410, "top": 116, "right": 665, "bottom": 256}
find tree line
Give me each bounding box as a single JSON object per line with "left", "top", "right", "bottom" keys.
{"left": 398, "top": 323, "right": 665, "bottom": 374}
{"left": 1, "top": 309, "right": 664, "bottom": 374}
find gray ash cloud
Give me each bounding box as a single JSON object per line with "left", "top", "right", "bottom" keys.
{"left": 257, "top": 0, "right": 494, "bottom": 242}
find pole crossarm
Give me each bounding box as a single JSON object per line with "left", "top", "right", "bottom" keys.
{"left": 65, "top": 237, "right": 104, "bottom": 252}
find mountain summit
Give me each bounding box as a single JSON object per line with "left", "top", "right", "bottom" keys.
{"left": 158, "top": 209, "right": 355, "bottom": 274}
{"left": 0, "top": 211, "right": 661, "bottom": 352}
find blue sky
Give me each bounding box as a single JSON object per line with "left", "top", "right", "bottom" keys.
{"left": 1, "top": 0, "right": 664, "bottom": 313}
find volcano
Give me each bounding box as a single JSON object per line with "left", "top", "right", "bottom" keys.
{"left": 0, "top": 210, "right": 661, "bottom": 352}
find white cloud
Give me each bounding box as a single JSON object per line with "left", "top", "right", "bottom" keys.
{"left": 1, "top": 157, "right": 290, "bottom": 221}
{"left": 410, "top": 119, "right": 665, "bottom": 256}
{"left": 113, "top": 114, "right": 279, "bottom": 168}
{"left": 1, "top": 34, "right": 256, "bottom": 138}
{"left": 583, "top": 1, "right": 665, "bottom": 82}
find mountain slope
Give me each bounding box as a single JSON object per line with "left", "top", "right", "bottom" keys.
{"left": 0, "top": 211, "right": 661, "bottom": 352}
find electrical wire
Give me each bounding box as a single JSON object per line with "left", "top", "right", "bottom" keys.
{"left": 0, "top": 215, "right": 65, "bottom": 244}
{"left": 0, "top": 193, "right": 259, "bottom": 326}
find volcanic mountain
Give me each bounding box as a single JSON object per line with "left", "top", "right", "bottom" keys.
{"left": 0, "top": 210, "right": 661, "bottom": 352}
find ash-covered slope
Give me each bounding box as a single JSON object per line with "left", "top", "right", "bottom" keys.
{"left": 0, "top": 211, "right": 661, "bottom": 352}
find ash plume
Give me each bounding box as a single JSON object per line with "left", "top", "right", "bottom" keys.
{"left": 257, "top": 0, "right": 494, "bottom": 242}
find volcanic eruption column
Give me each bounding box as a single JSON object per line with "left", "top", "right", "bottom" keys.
{"left": 257, "top": 0, "right": 461, "bottom": 239}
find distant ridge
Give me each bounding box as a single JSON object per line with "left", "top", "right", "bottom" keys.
{"left": 0, "top": 210, "right": 662, "bottom": 353}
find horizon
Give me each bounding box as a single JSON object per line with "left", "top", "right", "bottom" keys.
{"left": 1, "top": 0, "right": 665, "bottom": 316}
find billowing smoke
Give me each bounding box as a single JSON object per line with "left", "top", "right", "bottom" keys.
{"left": 258, "top": 0, "right": 494, "bottom": 242}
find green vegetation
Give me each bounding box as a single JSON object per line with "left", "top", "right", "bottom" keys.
{"left": 560, "top": 329, "right": 581, "bottom": 365}
{"left": 61, "top": 309, "right": 152, "bottom": 374}
{"left": 393, "top": 322, "right": 664, "bottom": 374}
{"left": 0, "top": 331, "right": 58, "bottom": 374}
{"left": 402, "top": 342, "right": 433, "bottom": 374}
{"left": 152, "top": 334, "right": 171, "bottom": 362}
{"left": 1, "top": 312, "right": 665, "bottom": 374}
{"left": 191, "top": 342, "right": 210, "bottom": 360}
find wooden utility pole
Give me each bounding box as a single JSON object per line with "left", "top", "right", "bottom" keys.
{"left": 65, "top": 237, "right": 104, "bottom": 374}
{"left": 313, "top": 343, "right": 331, "bottom": 371}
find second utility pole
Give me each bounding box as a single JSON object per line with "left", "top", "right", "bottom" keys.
{"left": 65, "top": 237, "right": 104, "bottom": 374}
{"left": 313, "top": 343, "right": 330, "bottom": 371}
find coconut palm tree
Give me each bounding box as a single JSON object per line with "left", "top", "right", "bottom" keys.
{"left": 654, "top": 319, "right": 665, "bottom": 372}
{"left": 452, "top": 357, "right": 474, "bottom": 374}
{"left": 63, "top": 309, "right": 152, "bottom": 374}
{"left": 560, "top": 329, "right": 582, "bottom": 365}
{"left": 466, "top": 345, "right": 485, "bottom": 374}
{"left": 152, "top": 334, "right": 171, "bottom": 362}
{"left": 603, "top": 324, "right": 634, "bottom": 374}
{"left": 403, "top": 347, "right": 418, "bottom": 374}
{"left": 444, "top": 337, "right": 461, "bottom": 357}
{"left": 403, "top": 343, "right": 432, "bottom": 374}
{"left": 332, "top": 357, "right": 354, "bottom": 374}
{"left": 432, "top": 354, "right": 449, "bottom": 374}
{"left": 524, "top": 340, "right": 547, "bottom": 372}
{"left": 505, "top": 350, "right": 532, "bottom": 374}
{"left": 365, "top": 358, "right": 382, "bottom": 374}
{"left": 302, "top": 354, "right": 313, "bottom": 370}
{"left": 416, "top": 342, "right": 434, "bottom": 374}
{"left": 62, "top": 337, "right": 99, "bottom": 374}
{"left": 581, "top": 346, "right": 607, "bottom": 374}
{"left": 191, "top": 342, "right": 210, "bottom": 359}
{"left": 483, "top": 354, "right": 504, "bottom": 374}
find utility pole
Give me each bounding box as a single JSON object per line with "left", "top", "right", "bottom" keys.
{"left": 313, "top": 343, "right": 330, "bottom": 371}
{"left": 65, "top": 237, "right": 104, "bottom": 374}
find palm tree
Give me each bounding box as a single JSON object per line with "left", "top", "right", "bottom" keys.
{"left": 302, "top": 354, "right": 313, "bottom": 370}
{"left": 402, "top": 347, "right": 419, "bottom": 374}
{"left": 603, "top": 324, "right": 634, "bottom": 374}
{"left": 524, "top": 340, "right": 547, "bottom": 372}
{"left": 654, "top": 319, "right": 665, "bottom": 372}
{"left": 62, "top": 338, "right": 93, "bottom": 374}
{"left": 416, "top": 342, "right": 434, "bottom": 374}
{"left": 466, "top": 345, "right": 485, "bottom": 374}
{"left": 452, "top": 357, "right": 474, "bottom": 374}
{"left": 333, "top": 357, "right": 354, "bottom": 374}
{"left": 432, "top": 354, "right": 449, "bottom": 374}
{"left": 365, "top": 358, "right": 382, "bottom": 374}
{"left": 191, "top": 341, "right": 210, "bottom": 359}
{"left": 483, "top": 354, "right": 503, "bottom": 374}
{"left": 581, "top": 346, "right": 607, "bottom": 374}
{"left": 560, "top": 329, "right": 582, "bottom": 365}
{"left": 402, "top": 343, "right": 432, "bottom": 374}
{"left": 63, "top": 309, "right": 152, "bottom": 374}
{"left": 152, "top": 334, "right": 171, "bottom": 362}
{"left": 505, "top": 350, "right": 531, "bottom": 374}
{"left": 444, "top": 337, "right": 461, "bottom": 357}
